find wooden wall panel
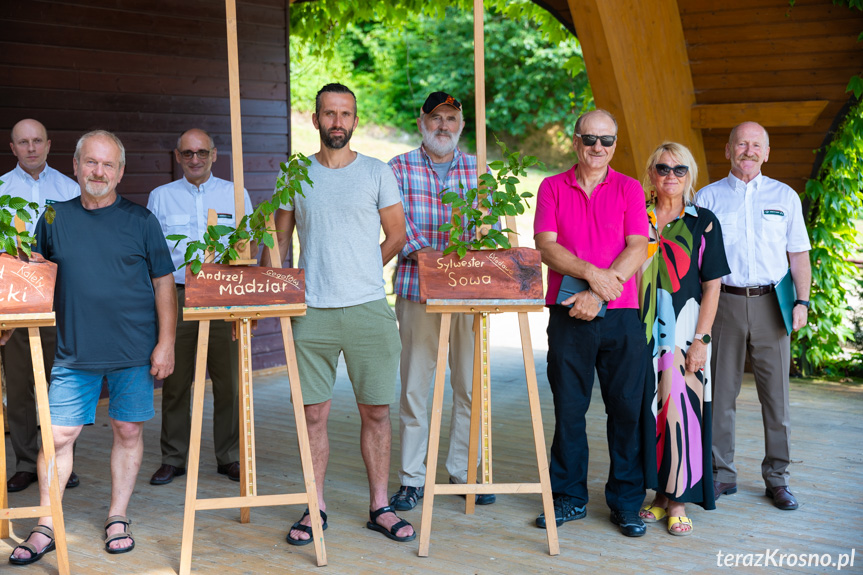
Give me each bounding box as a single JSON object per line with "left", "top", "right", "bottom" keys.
{"left": 0, "top": 0, "right": 291, "bottom": 371}
{"left": 680, "top": 0, "right": 863, "bottom": 194}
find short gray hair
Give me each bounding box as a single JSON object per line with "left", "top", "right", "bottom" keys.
{"left": 74, "top": 130, "right": 126, "bottom": 168}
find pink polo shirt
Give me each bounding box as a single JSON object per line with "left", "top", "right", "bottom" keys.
{"left": 534, "top": 165, "right": 648, "bottom": 309}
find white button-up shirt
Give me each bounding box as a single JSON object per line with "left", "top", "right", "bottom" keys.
{"left": 696, "top": 172, "right": 810, "bottom": 287}
{"left": 147, "top": 174, "right": 253, "bottom": 284}
{"left": 0, "top": 163, "right": 80, "bottom": 233}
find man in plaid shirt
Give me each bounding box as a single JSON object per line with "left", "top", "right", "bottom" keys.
{"left": 388, "top": 92, "right": 496, "bottom": 511}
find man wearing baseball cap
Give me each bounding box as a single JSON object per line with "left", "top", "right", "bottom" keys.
{"left": 388, "top": 91, "right": 496, "bottom": 511}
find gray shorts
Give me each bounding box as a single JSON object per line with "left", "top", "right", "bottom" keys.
{"left": 291, "top": 298, "right": 400, "bottom": 405}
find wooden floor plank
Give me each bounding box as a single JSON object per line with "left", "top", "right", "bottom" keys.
{"left": 3, "top": 311, "right": 862, "bottom": 573}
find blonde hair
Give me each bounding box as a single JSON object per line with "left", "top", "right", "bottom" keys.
{"left": 642, "top": 141, "right": 698, "bottom": 204}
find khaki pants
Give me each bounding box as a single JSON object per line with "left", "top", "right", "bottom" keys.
{"left": 395, "top": 297, "right": 477, "bottom": 486}
{"left": 1, "top": 326, "right": 56, "bottom": 473}
{"left": 711, "top": 290, "right": 791, "bottom": 488}
{"left": 159, "top": 285, "right": 239, "bottom": 468}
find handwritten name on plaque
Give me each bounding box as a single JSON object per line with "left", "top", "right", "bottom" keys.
{"left": 417, "top": 248, "right": 543, "bottom": 302}
{"left": 184, "top": 264, "right": 305, "bottom": 307}
{"left": 0, "top": 252, "right": 57, "bottom": 314}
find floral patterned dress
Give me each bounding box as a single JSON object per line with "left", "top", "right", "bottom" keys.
{"left": 638, "top": 203, "right": 729, "bottom": 508}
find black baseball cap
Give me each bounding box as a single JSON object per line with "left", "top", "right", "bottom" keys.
{"left": 422, "top": 92, "right": 462, "bottom": 114}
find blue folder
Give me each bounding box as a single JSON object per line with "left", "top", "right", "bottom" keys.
{"left": 556, "top": 275, "right": 607, "bottom": 318}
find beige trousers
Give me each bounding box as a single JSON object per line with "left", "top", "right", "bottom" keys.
{"left": 711, "top": 290, "right": 792, "bottom": 488}
{"left": 395, "top": 297, "right": 477, "bottom": 486}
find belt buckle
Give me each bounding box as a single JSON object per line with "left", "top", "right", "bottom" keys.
{"left": 745, "top": 286, "right": 758, "bottom": 297}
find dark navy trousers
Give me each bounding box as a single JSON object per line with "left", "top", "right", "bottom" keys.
{"left": 546, "top": 306, "right": 647, "bottom": 512}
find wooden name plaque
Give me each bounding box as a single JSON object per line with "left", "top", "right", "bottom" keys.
{"left": 0, "top": 252, "right": 57, "bottom": 314}
{"left": 184, "top": 263, "right": 305, "bottom": 307}
{"left": 417, "top": 248, "right": 543, "bottom": 303}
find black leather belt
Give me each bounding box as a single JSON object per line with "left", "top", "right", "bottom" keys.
{"left": 720, "top": 284, "right": 774, "bottom": 297}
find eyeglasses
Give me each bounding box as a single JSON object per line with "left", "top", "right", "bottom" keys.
{"left": 655, "top": 163, "right": 689, "bottom": 177}
{"left": 178, "top": 149, "right": 211, "bottom": 160}
{"left": 575, "top": 134, "right": 617, "bottom": 147}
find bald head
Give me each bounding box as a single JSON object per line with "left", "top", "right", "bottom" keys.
{"left": 175, "top": 128, "right": 217, "bottom": 187}
{"left": 725, "top": 121, "right": 771, "bottom": 183}
{"left": 10, "top": 119, "right": 51, "bottom": 178}
{"left": 574, "top": 109, "right": 618, "bottom": 138}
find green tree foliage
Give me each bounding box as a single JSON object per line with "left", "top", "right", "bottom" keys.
{"left": 796, "top": 99, "right": 863, "bottom": 374}
{"left": 290, "top": 3, "right": 591, "bottom": 144}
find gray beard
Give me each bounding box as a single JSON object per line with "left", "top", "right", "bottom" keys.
{"left": 421, "top": 123, "right": 462, "bottom": 158}
{"left": 85, "top": 181, "right": 112, "bottom": 197}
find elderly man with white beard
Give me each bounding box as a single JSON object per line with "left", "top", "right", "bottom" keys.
{"left": 387, "top": 91, "right": 496, "bottom": 511}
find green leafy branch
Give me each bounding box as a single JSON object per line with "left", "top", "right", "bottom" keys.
{"left": 794, "top": 98, "right": 863, "bottom": 375}
{"left": 438, "top": 137, "right": 544, "bottom": 258}
{"left": 167, "top": 153, "right": 313, "bottom": 274}
{"left": 0, "top": 187, "right": 55, "bottom": 257}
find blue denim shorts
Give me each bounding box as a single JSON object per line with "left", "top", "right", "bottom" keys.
{"left": 48, "top": 365, "right": 155, "bottom": 426}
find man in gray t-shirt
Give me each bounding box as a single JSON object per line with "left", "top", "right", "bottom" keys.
{"left": 272, "top": 83, "right": 414, "bottom": 544}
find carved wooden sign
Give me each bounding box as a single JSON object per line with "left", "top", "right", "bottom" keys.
{"left": 184, "top": 263, "right": 305, "bottom": 307}
{"left": 417, "top": 248, "right": 543, "bottom": 302}
{"left": 0, "top": 253, "right": 57, "bottom": 314}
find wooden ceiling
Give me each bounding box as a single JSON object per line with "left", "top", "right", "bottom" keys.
{"left": 535, "top": 0, "right": 863, "bottom": 192}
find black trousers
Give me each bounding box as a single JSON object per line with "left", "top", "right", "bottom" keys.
{"left": 546, "top": 306, "right": 647, "bottom": 512}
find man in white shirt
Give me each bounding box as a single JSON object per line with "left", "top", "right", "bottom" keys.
{"left": 146, "top": 128, "right": 253, "bottom": 485}
{"left": 696, "top": 122, "right": 812, "bottom": 511}
{"left": 1, "top": 119, "right": 80, "bottom": 493}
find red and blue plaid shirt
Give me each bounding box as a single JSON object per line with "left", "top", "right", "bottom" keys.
{"left": 389, "top": 146, "right": 487, "bottom": 301}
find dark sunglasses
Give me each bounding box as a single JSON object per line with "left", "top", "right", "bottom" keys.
{"left": 575, "top": 133, "right": 617, "bottom": 147}
{"left": 178, "top": 149, "right": 211, "bottom": 160}
{"left": 655, "top": 163, "right": 689, "bottom": 177}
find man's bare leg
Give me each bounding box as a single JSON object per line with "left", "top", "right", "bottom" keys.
{"left": 10, "top": 425, "right": 80, "bottom": 560}
{"left": 104, "top": 419, "right": 144, "bottom": 551}
{"left": 358, "top": 403, "right": 413, "bottom": 538}
{"left": 288, "top": 401, "right": 331, "bottom": 542}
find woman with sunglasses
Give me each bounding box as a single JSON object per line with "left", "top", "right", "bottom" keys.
{"left": 636, "top": 142, "right": 730, "bottom": 535}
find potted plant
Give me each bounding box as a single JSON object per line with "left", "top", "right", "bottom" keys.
{"left": 0, "top": 185, "right": 58, "bottom": 314}
{"left": 166, "top": 153, "right": 312, "bottom": 307}
{"left": 417, "top": 138, "right": 545, "bottom": 301}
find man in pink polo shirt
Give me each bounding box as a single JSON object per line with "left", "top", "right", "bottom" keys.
{"left": 533, "top": 110, "right": 649, "bottom": 537}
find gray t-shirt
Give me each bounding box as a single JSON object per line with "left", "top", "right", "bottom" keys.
{"left": 287, "top": 153, "right": 401, "bottom": 307}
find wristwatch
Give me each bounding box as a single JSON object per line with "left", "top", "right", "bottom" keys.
{"left": 794, "top": 299, "right": 810, "bottom": 308}
{"left": 694, "top": 333, "right": 711, "bottom": 344}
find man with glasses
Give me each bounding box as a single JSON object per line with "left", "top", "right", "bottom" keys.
{"left": 146, "top": 128, "right": 253, "bottom": 486}
{"left": 696, "top": 122, "right": 811, "bottom": 511}
{"left": 1, "top": 119, "right": 81, "bottom": 494}
{"left": 533, "top": 109, "right": 649, "bottom": 537}
{"left": 387, "top": 91, "right": 496, "bottom": 511}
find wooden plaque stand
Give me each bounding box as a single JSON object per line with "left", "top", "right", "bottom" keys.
{"left": 0, "top": 313, "right": 70, "bottom": 575}
{"left": 177, "top": 214, "right": 326, "bottom": 573}
{"left": 418, "top": 0, "right": 559, "bottom": 556}
{"left": 179, "top": 3, "right": 324, "bottom": 570}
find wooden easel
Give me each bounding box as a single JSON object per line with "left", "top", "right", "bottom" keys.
{"left": 417, "top": 0, "right": 559, "bottom": 557}
{"left": 178, "top": 1, "right": 324, "bottom": 570}
{"left": 177, "top": 212, "right": 325, "bottom": 573}
{"left": 1, "top": 219, "right": 70, "bottom": 574}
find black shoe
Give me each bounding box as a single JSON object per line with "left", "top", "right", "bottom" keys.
{"left": 6, "top": 471, "right": 38, "bottom": 493}
{"left": 536, "top": 495, "right": 587, "bottom": 528}
{"left": 610, "top": 509, "right": 646, "bottom": 537}
{"left": 449, "top": 478, "right": 496, "bottom": 505}
{"left": 66, "top": 471, "right": 80, "bottom": 489}
{"left": 390, "top": 485, "right": 424, "bottom": 511}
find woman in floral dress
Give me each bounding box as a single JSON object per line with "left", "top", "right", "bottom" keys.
{"left": 637, "top": 142, "right": 730, "bottom": 535}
